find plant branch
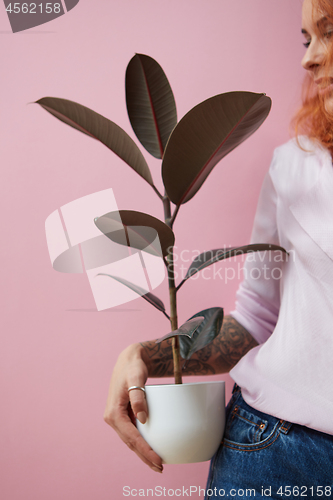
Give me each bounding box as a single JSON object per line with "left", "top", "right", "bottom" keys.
{"left": 169, "top": 204, "right": 180, "bottom": 228}
{"left": 175, "top": 278, "right": 185, "bottom": 292}
{"left": 162, "top": 310, "right": 171, "bottom": 320}
{"left": 163, "top": 193, "right": 172, "bottom": 223}
{"left": 152, "top": 184, "right": 164, "bottom": 200}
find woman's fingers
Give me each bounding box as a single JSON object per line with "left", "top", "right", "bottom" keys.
{"left": 117, "top": 416, "right": 163, "bottom": 472}
{"left": 104, "top": 343, "right": 163, "bottom": 472}
{"left": 128, "top": 386, "right": 148, "bottom": 424}
{"left": 105, "top": 390, "right": 163, "bottom": 472}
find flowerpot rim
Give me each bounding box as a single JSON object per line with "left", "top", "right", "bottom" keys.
{"left": 144, "top": 380, "right": 225, "bottom": 389}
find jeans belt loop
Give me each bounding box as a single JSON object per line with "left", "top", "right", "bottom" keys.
{"left": 279, "top": 420, "right": 292, "bottom": 434}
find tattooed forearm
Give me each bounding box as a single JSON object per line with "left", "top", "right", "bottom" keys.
{"left": 140, "top": 338, "right": 174, "bottom": 378}
{"left": 141, "top": 315, "right": 258, "bottom": 378}
{"left": 198, "top": 315, "right": 257, "bottom": 372}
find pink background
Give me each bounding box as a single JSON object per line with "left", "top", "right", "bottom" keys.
{"left": 1, "top": 1, "right": 304, "bottom": 499}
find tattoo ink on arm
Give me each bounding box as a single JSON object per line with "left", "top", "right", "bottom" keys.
{"left": 140, "top": 316, "right": 258, "bottom": 379}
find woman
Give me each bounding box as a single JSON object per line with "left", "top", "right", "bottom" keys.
{"left": 104, "top": 0, "right": 333, "bottom": 495}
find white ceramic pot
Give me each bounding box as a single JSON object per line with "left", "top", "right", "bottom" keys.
{"left": 136, "top": 381, "right": 225, "bottom": 464}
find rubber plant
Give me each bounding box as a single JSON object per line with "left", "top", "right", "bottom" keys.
{"left": 36, "top": 54, "right": 287, "bottom": 384}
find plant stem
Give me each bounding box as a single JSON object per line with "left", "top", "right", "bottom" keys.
{"left": 163, "top": 193, "right": 182, "bottom": 384}
{"left": 168, "top": 262, "right": 181, "bottom": 384}
{"left": 152, "top": 184, "right": 164, "bottom": 200}
{"left": 169, "top": 204, "right": 180, "bottom": 228}
{"left": 163, "top": 194, "right": 172, "bottom": 222}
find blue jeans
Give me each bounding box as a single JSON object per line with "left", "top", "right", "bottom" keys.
{"left": 205, "top": 386, "right": 333, "bottom": 499}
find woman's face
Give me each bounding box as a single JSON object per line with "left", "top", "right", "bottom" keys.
{"left": 302, "top": 0, "right": 333, "bottom": 112}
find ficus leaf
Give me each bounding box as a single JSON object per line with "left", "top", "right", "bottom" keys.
{"left": 96, "top": 273, "right": 169, "bottom": 319}
{"left": 36, "top": 97, "right": 157, "bottom": 190}
{"left": 126, "top": 54, "right": 177, "bottom": 159}
{"left": 162, "top": 92, "right": 271, "bottom": 205}
{"left": 178, "top": 308, "right": 224, "bottom": 361}
{"left": 155, "top": 316, "right": 205, "bottom": 344}
{"left": 94, "top": 210, "right": 175, "bottom": 258}
{"left": 177, "top": 243, "right": 287, "bottom": 291}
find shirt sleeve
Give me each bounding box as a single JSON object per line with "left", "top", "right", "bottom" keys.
{"left": 230, "top": 151, "right": 282, "bottom": 345}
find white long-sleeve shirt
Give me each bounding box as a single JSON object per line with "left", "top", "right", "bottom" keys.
{"left": 230, "top": 136, "right": 333, "bottom": 435}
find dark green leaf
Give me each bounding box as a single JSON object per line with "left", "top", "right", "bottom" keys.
{"left": 36, "top": 97, "right": 155, "bottom": 188}
{"left": 155, "top": 316, "right": 205, "bottom": 344}
{"left": 177, "top": 243, "right": 287, "bottom": 291}
{"left": 126, "top": 54, "right": 177, "bottom": 159}
{"left": 94, "top": 210, "right": 175, "bottom": 258}
{"left": 162, "top": 92, "right": 271, "bottom": 205}
{"left": 96, "top": 273, "right": 169, "bottom": 319}
{"left": 179, "top": 308, "right": 224, "bottom": 360}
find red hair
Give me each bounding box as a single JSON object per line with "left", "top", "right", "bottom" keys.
{"left": 293, "top": 0, "right": 333, "bottom": 154}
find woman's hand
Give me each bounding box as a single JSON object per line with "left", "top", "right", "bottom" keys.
{"left": 103, "top": 343, "right": 163, "bottom": 473}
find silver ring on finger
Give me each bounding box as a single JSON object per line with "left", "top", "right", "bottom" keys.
{"left": 128, "top": 386, "right": 146, "bottom": 393}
